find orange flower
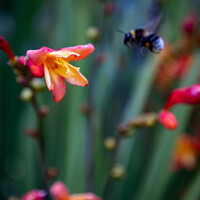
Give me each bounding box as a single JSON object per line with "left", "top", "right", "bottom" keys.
{"left": 26, "top": 44, "right": 95, "bottom": 102}
{"left": 172, "top": 135, "right": 199, "bottom": 171}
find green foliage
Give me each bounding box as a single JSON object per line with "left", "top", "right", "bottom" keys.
{"left": 1, "top": 0, "right": 200, "bottom": 199}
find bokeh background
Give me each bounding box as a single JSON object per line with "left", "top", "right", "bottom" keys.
{"left": 1, "top": 0, "right": 200, "bottom": 199}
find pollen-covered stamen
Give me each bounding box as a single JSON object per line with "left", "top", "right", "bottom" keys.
{"left": 54, "top": 58, "right": 77, "bottom": 76}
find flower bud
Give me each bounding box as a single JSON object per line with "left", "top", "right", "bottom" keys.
{"left": 16, "top": 76, "right": 28, "bottom": 86}
{"left": 25, "top": 128, "right": 39, "bottom": 138}
{"left": 159, "top": 110, "right": 178, "bottom": 130}
{"left": 18, "top": 56, "right": 27, "bottom": 66}
{"left": 110, "top": 164, "right": 126, "bottom": 180}
{"left": 46, "top": 167, "right": 58, "bottom": 180}
{"left": 117, "top": 123, "right": 132, "bottom": 136}
{"left": 103, "top": 2, "right": 116, "bottom": 15}
{"left": 80, "top": 102, "right": 92, "bottom": 116}
{"left": 104, "top": 137, "right": 117, "bottom": 150}
{"left": 19, "top": 88, "right": 34, "bottom": 102}
{"left": 0, "top": 36, "right": 15, "bottom": 61}
{"left": 30, "top": 78, "right": 46, "bottom": 92}
{"left": 38, "top": 106, "right": 50, "bottom": 118}
{"left": 27, "top": 59, "right": 44, "bottom": 78}
{"left": 182, "top": 14, "right": 197, "bottom": 35}
{"left": 86, "top": 26, "right": 100, "bottom": 42}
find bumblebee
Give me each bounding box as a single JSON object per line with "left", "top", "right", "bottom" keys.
{"left": 120, "top": 15, "right": 164, "bottom": 53}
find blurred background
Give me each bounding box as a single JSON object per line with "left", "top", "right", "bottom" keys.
{"left": 1, "top": 0, "right": 200, "bottom": 199}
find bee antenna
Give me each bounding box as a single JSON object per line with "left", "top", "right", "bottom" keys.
{"left": 116, "top": 29, "right": 126, "bottom": 34}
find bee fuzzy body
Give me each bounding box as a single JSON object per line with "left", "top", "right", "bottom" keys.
{"left": 124, "top": 29, "right": 164, "bottom": 53}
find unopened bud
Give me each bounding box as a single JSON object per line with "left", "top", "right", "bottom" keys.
{"left": 110, "top": 164, "right": 126, "bottom": 180}
{"left": 86, "top": 26, "right": 100, "bottom": 42}
{"left": 46, "top": 167, "right": 58, "bottom": 180}
{"left": 103, "top": 2, "right": 116, "bottom": 15}
{"left": 104, "top": 137, "right": 117, "bottom": 150}
{"left": 80, "top": 103, "right": 92, "bottom": 116}
{"left": 30, "top": 78, "right": 46, "bottom": 92}
{"left": 16, "top": 76, "right": 28, "bottom": 86}
{"left": 18, "top": 56, "right": 27, "bottom": 66}
{"left": 182, "top": 14, "right": 197, "bottom": 35}
{"left": 19, "top": 88, "right": 34, "bottom": 102}
{"left": 0, "top": 36, "right": 15, "bottom": 60}
{"left": 159, "top": 110, "right": 178, "bottom": 130}
{"left": 25, "top": 128, "right": 38, "bottom": 138}
{"left": 117, "top": 123, "right": 132, "bottom": 136}
{"left": 38, "top": 106, "right": 50, "bottom": 118}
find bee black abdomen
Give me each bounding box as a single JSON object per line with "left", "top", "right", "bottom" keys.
{"left": 147, "top": 34, "right": 164, "bottom": 53}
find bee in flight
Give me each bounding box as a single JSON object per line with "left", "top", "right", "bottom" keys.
{"left": 118, "top": 15, "right": 164, "bottom": 53}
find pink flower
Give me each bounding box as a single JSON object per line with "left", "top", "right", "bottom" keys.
{"left": 21, "top": 189, "right": 47, "bottom": 200}
{"left": 26, "top": 44, "right": 95, "bottom": 102}
{"left": 50, "top": 181, "right": 102, "bottom": 200}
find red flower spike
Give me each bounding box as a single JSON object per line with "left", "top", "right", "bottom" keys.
{"left": 21, "top": 189, "right": 47, "bottom": 200}
{"left": 0, "top": 36, "right": 15, "bottom": 60}
{"left": 27, "top": 59, "right": 44, "bottom": 78}
{"left": 26, "top": 44, "right": 95, "bottom": 102}
{"left": 164, "top": 83, "right": 200, "bottom": 110}
{"left": 159, "top": 110, "right": 178, "bottom": 130}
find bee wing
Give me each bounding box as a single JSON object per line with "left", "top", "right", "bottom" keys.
{"left": 143, "top": 14, "right": 163, "bottom": 35}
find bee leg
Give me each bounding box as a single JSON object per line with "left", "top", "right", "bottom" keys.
{"left": 126, "top": 43, "right": 133, "bottom": 49}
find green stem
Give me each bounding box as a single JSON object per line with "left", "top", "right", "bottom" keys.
{"left": 103, "top": 135, "right": 122, "bottom": 200}
{"left": 31, "top": 96, "right": 50, "bottom": 199}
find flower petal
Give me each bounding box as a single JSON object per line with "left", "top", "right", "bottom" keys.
{"left": 54, "top": 63, "right": 88, "bottom": 86}
{"left": 44, "top": 64, "right": 53, "bottom": 91}
{"left": 49, "top": 50, "right": 79, "bottom": 58}
{"left": 26, "top": 47, "right": 54, "bottom": 66}
{"left": 27, "top": 59, "right": 44, "bottom": 78}
{"left": 44, "top": 66, "right": 66, "bottom": 102}
{"left": 164, "top": 83, "right": 200, "bottom": 110}
{"left": 59, "top": 44, "right": 95, "bottom": 61}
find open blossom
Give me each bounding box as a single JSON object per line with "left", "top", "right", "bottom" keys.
{"left": 26, "top": 44, "right": 95, "bottom": 102}
{"left": 50, "top": 181, "right": 102, "bottom": 200}
{"left": 172, "top": 135, "right": 200, "bottom": 171}
{"left": 159, "top": 83, "right": 200, "bottom": 130}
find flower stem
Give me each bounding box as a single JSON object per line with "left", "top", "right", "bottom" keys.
{"left": 103, "top": 134, "right": 122, "bottom": 200}
{"left": 30, "top": 96, "right": 50, "bottom": 199}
